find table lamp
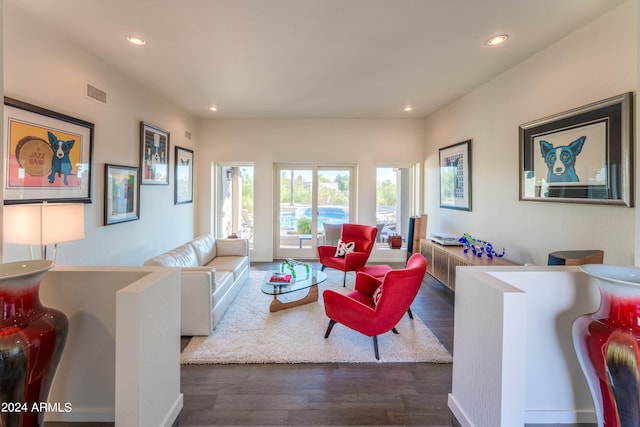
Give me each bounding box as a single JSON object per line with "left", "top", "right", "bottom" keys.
{"left": 3, "top": 202, "right": 85, "bottom": 260}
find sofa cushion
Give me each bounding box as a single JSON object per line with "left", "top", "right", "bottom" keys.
{"left": 171, "top": 243, "right": 200, "bottom": 267}
{"left": 207, "top": 256, "right": 249, "bottom": 281}
{"left": 144, "top": 242, "right": 200, "bottom": 267}
{"left": 212, "top": 271, "right": 234, "bottom": 301}
{"left": 191, "top": 234, "right": 217, "bottom": 265}
{"left": 144, "top": 252, "right": 178, "bottom": 267}
{"left": 216, "top": 238, "right": 249, "bottom": 257}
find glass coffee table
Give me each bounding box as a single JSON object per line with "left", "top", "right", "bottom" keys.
{"left": 261, "top": 266, "right": 327, "bottom": 312}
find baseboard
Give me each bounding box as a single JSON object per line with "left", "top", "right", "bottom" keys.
{"left": 524, "top": 409, "right": 596, "bottom": 424}
{"left": 160, "top": 394, "right": 184, "bottom": 427}
{"left": 447, "top": 394, "right": 475, "bottom": 427}
{"left": 448, "top": 393, "right": 597, "bottom": 426}
{"left": 44, "top": 407, "right": 114, "bottom": 422}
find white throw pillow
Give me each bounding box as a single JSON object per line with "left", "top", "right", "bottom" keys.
{"left": 372, "top": 286, "right": 383, "bottom": 307}
{"left": 334, "top": 240, "right": 355, "bottom": 258}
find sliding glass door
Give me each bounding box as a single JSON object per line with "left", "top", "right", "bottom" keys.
{"left": 275, "top": 164, "right": 354, "bottom": 259}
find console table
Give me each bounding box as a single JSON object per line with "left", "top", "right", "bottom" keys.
{"left": 420, "top": 238, "right": 516, "bottom": 290}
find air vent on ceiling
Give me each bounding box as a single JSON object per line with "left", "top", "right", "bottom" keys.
{"left": 185, "top": 130, "right": 192, "bottom": 140}
{"left": 86, "top": 83, "right": 107, "bottom": 104}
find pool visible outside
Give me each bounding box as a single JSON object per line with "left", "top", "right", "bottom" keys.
{"left": 279, "top": 205, "right": 396, "bottom": 232}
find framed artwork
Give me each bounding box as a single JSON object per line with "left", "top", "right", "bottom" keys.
{"left": 105, "top": 164, "right": 140, "bottom": 225}
{"left": 519, "top": 92, "right": 633, "bottom": 206}
{"left": 3, "top": 97, "right": 94, "bottom": 204}
{"left": 174, "top": 146, "right": 194, "bottom": 204}
{"left": 140, "top": 121, "right": 169, "bottom": 185}
{"left": 439, "top": 139, "right": 472, "bottom": 211}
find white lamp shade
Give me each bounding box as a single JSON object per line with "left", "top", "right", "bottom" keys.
{"left": 4, "top": 203, "right": 85, "bottom": 245}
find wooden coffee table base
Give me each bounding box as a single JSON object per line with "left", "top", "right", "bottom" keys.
{"left": 269, "top": 284, "right": 319, "bottom": 312}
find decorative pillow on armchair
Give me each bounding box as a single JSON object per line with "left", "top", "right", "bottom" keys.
{"left": 372, "top": 286, "right": 383, "bottom": 306}
{"left": 334, "top": 240, "right": 355, "bottom": 257}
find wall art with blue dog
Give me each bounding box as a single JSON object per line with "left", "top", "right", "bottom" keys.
{"left": 4, "top": 98, "right": 93, "bottom": 203}
{"left": 529, "top": 122, "right": 607, "bottom": 199}
{"left": 7, "top": 124, "right": 84, "bottom": 188}
{"left": 520, "top": 92, "right": 633, "bottom": 206}
{"left": 141, "top": 122, "right": 170, "bottom": 185}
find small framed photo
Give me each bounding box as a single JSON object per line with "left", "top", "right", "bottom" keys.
{"left": 140, "top": 121, "right": 169, "bottom": 185}
{"left": 105, "top": 164, "right": 140, "bottom": 225}
{"left": 174, "top": 146, "right": 194, "bottom": 205}
{"left": 439, "top": 139, "right": 472, "bottom": 211}
{"left": 3, "top": 97, "right": 94, "bottom": 204}
{"left": 519, "top": 92, "right": 633, "bottom": 206}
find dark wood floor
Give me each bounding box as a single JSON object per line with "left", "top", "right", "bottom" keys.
{"left": 179, "top": 261, "right": 456, "bottom": 426}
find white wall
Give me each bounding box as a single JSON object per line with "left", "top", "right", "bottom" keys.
{"left": 2, "top": 2, "right": 198, "bottom": 265}
{"left": 196, "top": 119, "right": 425, "bottom": 261}
{"left": 424, "top": 1, "right": 637, "bottom": 266}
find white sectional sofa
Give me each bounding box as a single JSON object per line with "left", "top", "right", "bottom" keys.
{"left": 144, "top": 234, "right": 250, "bottom": 336}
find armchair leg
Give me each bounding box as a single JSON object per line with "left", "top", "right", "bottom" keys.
{"left": 372, "top": 336, "right": 380, "bottom": 360}
{"left": 392, "top": 328, "right": 399, "bottom": 334}
{"left": 407, "top": 307, "right": 414, "bottom": 319}
{"left": 324, "top": 320, "right": 337, "bottom": 338}
{"left": 343, "top": 271, "right": 347, "bottom": 287}
{"left": 321, "top": 265, "right": 326, "bottom": 271}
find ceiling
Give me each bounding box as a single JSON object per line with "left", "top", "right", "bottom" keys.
{"left": 8, "top": 0, "right": 628, "bottom": 119}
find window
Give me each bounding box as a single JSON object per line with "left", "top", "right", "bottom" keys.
{"left": 376, "top": 165, "right": 418, "bottom": 248}
{"left": 215, "top": 164, "right": 254, "bottom": 248}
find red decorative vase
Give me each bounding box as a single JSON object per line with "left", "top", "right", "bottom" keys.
{"left": 0, "top": 260, "right": 68, "bottom": 427}
{"left": 572, "top": 264, "right": 640, "bottom": 427}
{"left": 389, "top": 235, "right": 402, "bottom": 249}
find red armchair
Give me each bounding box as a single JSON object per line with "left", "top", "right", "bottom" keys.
{"left": 323, "top": 253, "right": 428, "bottom": 360}
{"left": 317, "top": 223, "right": 377, "bottom": 286}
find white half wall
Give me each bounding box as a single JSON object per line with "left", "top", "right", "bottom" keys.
{"left": 424, "top": 1, "right": 637, "bottom": 266}
{"left": 450, "top": 266, "right": 600, "bottom": 426}
{"left": 448, "top": 267, "right": 527, "bottom": 427}
{"left": 39, "top": 266, "right": 183, "bottom": 426}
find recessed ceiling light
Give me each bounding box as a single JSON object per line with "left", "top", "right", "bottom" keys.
{"left": 209, "top": 105, "right": 218, "bottom": 112}
{"left": 404, "top": 105, "right": 413, "bottom": 112}
{"left": 486, "top": 34, "right": 509, "bottom": 46}
{"left": 126, "top": 35, "right": 146, "bottom": 46}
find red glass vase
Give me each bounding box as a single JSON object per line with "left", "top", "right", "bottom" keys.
{"left": 0, "top": 260, "right": 68, "bottom": 427}
{"left": 572, "top": 264, "right": 640, "bottom": 427}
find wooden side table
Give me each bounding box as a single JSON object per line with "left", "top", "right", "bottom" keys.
{"left": 547, "top": 250, "right": 604, "bottom": 266}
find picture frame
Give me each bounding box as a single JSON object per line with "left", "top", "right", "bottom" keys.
{"left": 140, "top": 121, "right": 169, "bottom": 185}
{"left": 439, "top": 139, "right": 472, "bottom": 211}
{"left": 3, "top": 97, "right": 94, "bottom": 204}
{"left": 174, "top": 146, "right": 194, "bottom": 204}
{"left": 519, "top": 92, "right": 633, "bottom": 206}
{"left": 105, "top": 164, "right": 140, "bottom": 225}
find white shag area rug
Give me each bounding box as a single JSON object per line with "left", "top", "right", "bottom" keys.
{"left": 180, "top": 270, "right": 453, "bottom": 364}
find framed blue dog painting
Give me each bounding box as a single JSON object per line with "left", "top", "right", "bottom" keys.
{"left": 519, "top": 92, "right": 633, "bottom": 206}
{"left": 3, "top": 98, "right": 94, "bottom": 204}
